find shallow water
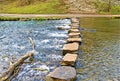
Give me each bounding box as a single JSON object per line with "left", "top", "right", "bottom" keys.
{"left": 0, "top": 18, "right": 120, "bottom": 81}
{"left": 0, "top": 19, "right": 71, "bottom": 81}
{"left": 76, "top": 18, "right": 120, "bottom": 81}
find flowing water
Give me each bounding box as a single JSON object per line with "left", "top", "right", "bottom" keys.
{"left": 0, "top": 18, "right": 120, "bottom": 81}
{"left": 76, "top": 18, "right": 120, "bottom": 81}
{"left": 0, "top": 19, "right": 71, "bottom": 81}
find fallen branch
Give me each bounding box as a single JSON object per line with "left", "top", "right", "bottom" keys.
{"left": 29, "top": 37, "right": 35, "bottom": 51}
{"left": 0, "top": 37, "right": 35, "bottom": 81}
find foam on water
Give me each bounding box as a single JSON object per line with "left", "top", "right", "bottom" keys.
{"left": 49, "top": 32, "right": 68, "bottom": 37}
{"left": 0, "top": 19, "right": 71, "bottom": 81}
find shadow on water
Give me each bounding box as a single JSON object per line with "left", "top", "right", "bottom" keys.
{"left": 76, "top": 18, "right": 120, "bottom": 81}
{"left": 0, "top": 19, "right": 71, "bottom": 81}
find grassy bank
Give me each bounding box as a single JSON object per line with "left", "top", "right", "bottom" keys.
{"left": 0, "top": 16, "right": 70, "bottom": 21}
{"left": 0, "top": 0, "right": 120, "bottom": 14}
{"left": 0, "top": 0, "right": 66, "bottom": 14}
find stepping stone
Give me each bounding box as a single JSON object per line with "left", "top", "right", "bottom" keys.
{"left": 71, "top": 18, "right": 79, "bottom": 23}
{"left": 71, "top": 23, "right": 79, "bottom": 25}
{"left": 71, "top": 26, "right": 79, "bottom": 29}
{"left": 62, "top": 42, "right": 79, "bottom": 55}
{"left": 67, "top": 38, "right": 82, "bottom": 43}
{"left": 69, "top": 33, "right": 81, "bottom": 38}
{"left": 46, "top": 66, "right": 76, "bottom": 81}
{"left": 68, "top": 29, "right": 80, "bottom": 33}
{"left": 69, "top": 23, "right": 79, "bottom": 27}
{"left": 61, "top": 53, "right": 77, "bottom": 66}
{"left": 71, "top": 23, "right": 79, "bottom": 27}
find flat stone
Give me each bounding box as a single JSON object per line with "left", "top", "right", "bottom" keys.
{"left": 69, "top": 33, "right": 81, "bottom": 38}
{"left": 71, "top": 23, "right": 79, "bottom": 25}
{"left": 71, "top": 26, "right": 79, "bottom": 29}
{"left": 71, "top": 23, "right": 79, "bottom": 28}
{"left": 68, "top": 29, "right": 80, "bottom": 33}
{"left": 61, "top": 53, "right": 77, "bottom": 66}
{"left": 62, "top": 42, "right": 79, "bottom": 55}
{"left": 71, "top": 18, "right": 79, "bottom": 23}
{"left": 46, "top": 66, "right": 76, "bottom": 81}
{"left": 67, "top": 38, "right": 82, "bottom": 43}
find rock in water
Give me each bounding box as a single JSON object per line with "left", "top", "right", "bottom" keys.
{"left": 57, "top": 27, "right": 69, "bottom": 30}
{"left": 68, "top": 29, "right": 80, "bottom": 33}
{"left": 67, "top": 38, "right": 82, "bottom": 43}
{"left": 69, "top": 33, "right": 81, "bottom": 38}
{"left": 62, "top": 42, "right": 79, "bottom": 55}
{"left": 46, "top": 66, "right": 76, "bottom": 81}
{"left": 61, "top": 53, "right": 77, "bottom": 66}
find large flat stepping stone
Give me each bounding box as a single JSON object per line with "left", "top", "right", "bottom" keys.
{"left": 69, "top": 33, "right": 81, "bottom": 38}
{"left": 67, "top": 38, "right": 82, "bottom": 43}
{"left": 71, "top": 24, "right": 79, "bottom": 28}
{"left": 46, "top": 66, "right": 76, "bottom": 81}
{"left": 61, "top": 53, "right": 77, "bottom": 66}
{"left": 69, "top": 29, "right": 80, "bottom": 33}
{"left": 71, "top": 26, "right": 79, "bottom": 29}
{"left": 71, "top": 18, "right": 79, "bottom": 23}
{"left": 62, "top": 42, "right": 79, "bottom": 55}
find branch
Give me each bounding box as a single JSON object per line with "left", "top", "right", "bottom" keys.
{"left": 0, "top": 37, "right": 35, "bottom": 81}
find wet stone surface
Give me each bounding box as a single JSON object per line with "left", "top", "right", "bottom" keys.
{"left": 0, "top": 19, "right": 71, "bottom": 81}
{"left": 46, "top": 66, "right": 76, "bottom": 81}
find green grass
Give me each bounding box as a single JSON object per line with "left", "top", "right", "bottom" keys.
{"left": 0, "top": 16, "right": 69, "bottom": 21}
{"left": 0, "top": 0, "right": 120, "bottom": 14}
{"left": 0, "top": 0, "right": 66, "bottom": 14}
{"left": 0, "top": 16, "right": 20, "bottom": 21}
{"left": 110, "top": 6, "right": 120, "bottom": 14}
{"left": 99, "top": 5, "right": 120, "bottom": 15}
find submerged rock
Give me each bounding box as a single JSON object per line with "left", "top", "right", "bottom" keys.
{"left": 32, "top": 65, "right": 50, "bottom": 72}
{"left": 57, "top": 27, "right": 69, "bottom": 30}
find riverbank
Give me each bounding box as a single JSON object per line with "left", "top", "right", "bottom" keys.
{"left": 0, "top": 14, "right": 120, "bottom": 21}
{"left": 0, "top": 0, "right": 120, "bottom": 15}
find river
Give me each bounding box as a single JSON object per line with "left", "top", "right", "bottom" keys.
{"left": 0, "top": 18, "right": 120, "bottom": 81}
{"left": 76, "top": 17, "right": 120, "bottom": 81}
{"left": 0, "top": 19, "right": 70, "bottom": 81}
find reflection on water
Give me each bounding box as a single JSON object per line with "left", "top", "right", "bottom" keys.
{"left": 0, "top": 19, "right": 71, "bottom": 81}
{"left": 76, "top": 18, "right": 120, "bottom": 81}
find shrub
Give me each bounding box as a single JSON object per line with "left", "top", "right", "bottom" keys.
{"left": 17, "top": 0, "right": 47, "bottom": 6}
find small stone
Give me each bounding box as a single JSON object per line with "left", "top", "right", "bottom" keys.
{"left": 57, "top": 27, "right": 69, "bottom": 30}
{"left": 33, "top": 65, "right": 49, "bottom": 72}
{"left": 62, "top": 42, "right": 79, "bottom": 55}
{"left": 61, "top": 53, "right": 77, "bottom": 66}
{"left": 46, "top": 66, "right": 76, "bottom": 81}
{"left": 67, "top": 38, "right": 82, "bottom": 43}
